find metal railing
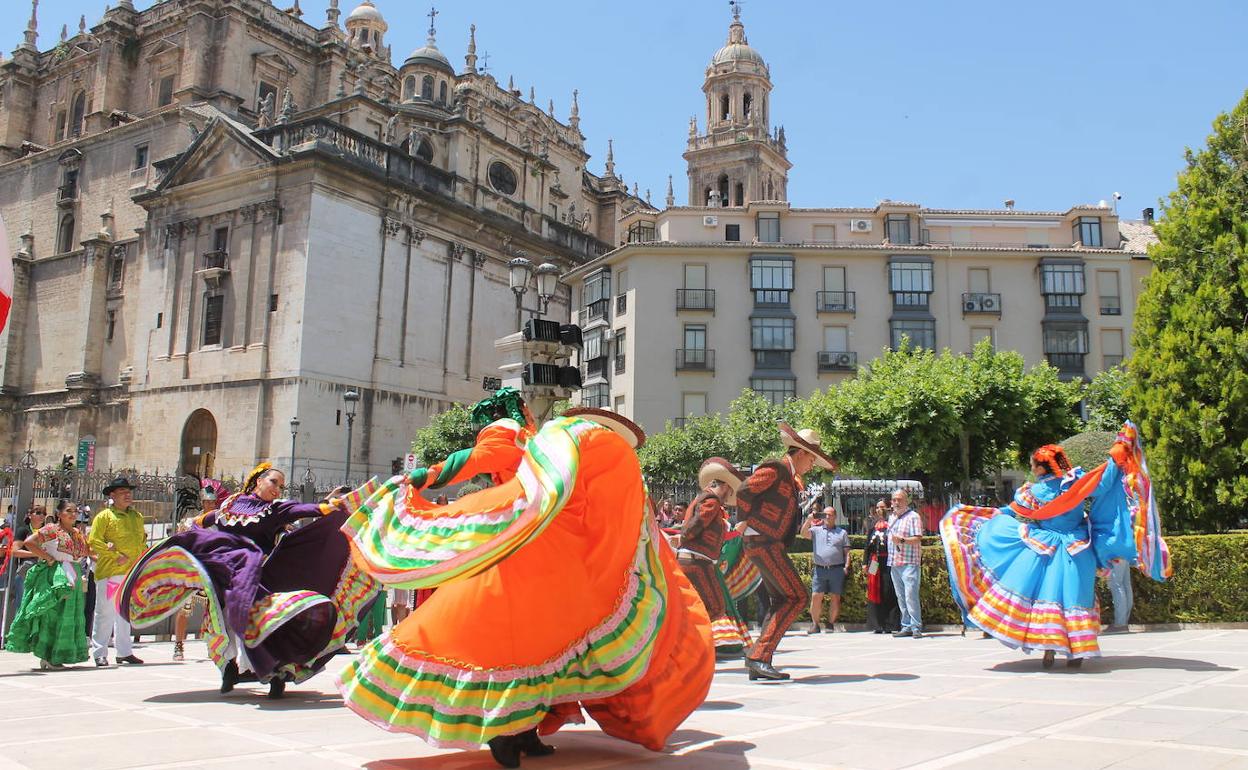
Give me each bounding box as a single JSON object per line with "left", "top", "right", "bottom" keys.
{"left": 676, "top": 288, "right": 715, "bottom": 311}
{"left": 1046, "top": 352, "right": 1085, "bottom": 375}
{"left": 201, "top": 250, "right": 229, "bottom": 271}
{"left": 815, "top": 290, "right": 856, "bottom": 313}
{"left": 676, "top": 348, "right": 715, "bottom": 371}
{"left": 579, "top": 298, "right": 611, "bottom": 325}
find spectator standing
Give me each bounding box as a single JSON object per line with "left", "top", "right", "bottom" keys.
{"left": 8, "top": 506, "right": 47, "bottom": 623}
{"left": 88, "top": 477, "right": 147, "bottom": 666}
{"left": 1106, "top": 558, "right": 1133, "bottom": 631}
{"left": 887, "top": 489, "right": 924, "bottom": 639}
{"left": 801, "top": 506, "right": 850, "bottom": 634}
{"left": 7, "top": 500, "right": 92, "bottom": 668}
{"left": 863, "top": 500, "right": 900, "bottom": 633}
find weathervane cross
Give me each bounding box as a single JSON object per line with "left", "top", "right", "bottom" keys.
{"left": 729, "top": 0, "right": 743, "bottom": 21}
{"left": 427, "top": 6, "right": 438, "bottom": 35}
{"left": 479, "top": 50, "right": 490, "bottom": 74}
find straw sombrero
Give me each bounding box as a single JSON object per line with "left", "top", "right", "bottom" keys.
{"left": 563, "top": 407, "right": 646, "bottom": 450}
{"left": 778, "top": 422, "right": 838, "bottom": 471}
{"left": 698, "top": 457, "right": 747, "bottom": 505}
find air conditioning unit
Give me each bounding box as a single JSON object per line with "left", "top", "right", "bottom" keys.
{"left": 849, "top": 218, "right": 872, "bottom": 233}
{"left": 702, "top": 215, "right": 718, "bottom": 227}
{"left": 981, "top": 295, "right": 998, "bottom": 311}
{"left": 602, "top": 328, "right": 615, "bottom": 342}
{"left": 836, "top": 353, "right": 853, "bottom": 367}
{"left": 964, "top": 296, "right": 983, "bottom": 312}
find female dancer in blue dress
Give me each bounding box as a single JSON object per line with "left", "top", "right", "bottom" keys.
{"left": 941, "top": 423, "right": 1171, "bottom": 668}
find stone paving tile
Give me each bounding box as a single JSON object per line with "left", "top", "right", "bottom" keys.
{"left": 2, "top": 628, "right": 1246, "bottom": 769}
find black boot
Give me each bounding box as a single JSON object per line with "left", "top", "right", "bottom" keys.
{"left": 1042, "top": 650, "right": 1056, "bottom": 670}
{"left": 267, "top": 677, "right": 286, "bottom": 699}
{"left": 220, "top": 660, "right": 240, "bottom": 693}
{"left": 745, "top": 658, "right": 790, "bottom": 681}
{"left": 1066, "top": 657, "right": 1084, "bottom": 669}
{"left": 487, "top": 735, "right": 521, "bottom": 768}
{"left": 517, "top": 728, "right": 555, "bottom": 757}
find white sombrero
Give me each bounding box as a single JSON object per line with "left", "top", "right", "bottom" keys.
{"left": 698, "top": 457, "right": 747, "bottom": 506}
{"left": 563, "top": 407, "right": 646, "bottom": 450}
{"left": 778, "top": 422, "right": 839, "bottom": 471}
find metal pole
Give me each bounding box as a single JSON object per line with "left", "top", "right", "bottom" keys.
{"left": 344, "top": 414, "right": 354, "bottom": 486}
{"left": 289, "top": 430, "right": 298, "bottom": 482}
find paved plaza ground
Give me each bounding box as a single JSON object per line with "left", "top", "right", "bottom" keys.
{"left": 1, "top": 627, "right": 1246, "bottom": 770}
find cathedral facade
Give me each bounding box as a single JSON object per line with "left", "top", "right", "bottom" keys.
{"left": 0, "top": 0, "right": 647, "bottom": 480}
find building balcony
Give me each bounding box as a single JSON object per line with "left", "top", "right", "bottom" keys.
{"left": 578, "top": 298, "right": 611, "bottom": 327}
{"left": 753, "top": 350, "right": 792, "bottom": 369}
{"left": 817, "top": 350, "right": 858, "bottom": 371}
{"left": 815, "top": 290, "right": 856, "bottom": 314}
{"left": 57, "top": 184, "right": 78, "bottom": 206}
{"left": 583, "top": 356, "right": 611, "bottom": 381}
{"left": 676, "top": 288, "right": 715, "bottom": 312}
{"left": 1046, "top": 352, "right": 1085, "bottom": 377}
{"left": 614, "top": 355, "right": 626, "bottom": 375}
{"left": 961, "top": 292, "right": 1002, "bottom": 316}
{"left": 676, "top": 348, "right": 715, "bottom": 372}
{"left": 197, "top": 250, "right": 230, "bottom": 288}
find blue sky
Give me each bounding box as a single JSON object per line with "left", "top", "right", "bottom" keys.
{"left": 29, "top": 0, "right": 1248, "bottom": 217}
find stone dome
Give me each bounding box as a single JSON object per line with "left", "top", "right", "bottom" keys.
{"left": 346, "top": 1, "right": 384, "bottom": 25}
{"left": 711, "top": 42, "right": 765, "bottom": 66}
{"left": 403, "top": 44, "right": 453, "bottom": 74}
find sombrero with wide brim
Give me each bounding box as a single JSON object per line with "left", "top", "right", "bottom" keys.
{"left": 778, "top": 422, "right": 839, "bottom": 471}
{"left": 563, "top": 407, "right": 646, "bottom": 450}
{"left": 698, "top": 457, "right": 747, "bottom": 506}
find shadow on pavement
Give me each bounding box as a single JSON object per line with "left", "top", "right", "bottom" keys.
{"left": 361, "top": 730, "right": 755, "bottom": 769}
{"left": 144, "top": 689, "right": 343, "bottom": 709}
{"left": 695, "top": 700, "right": 744, "bottom": 711}
{"left": 794, "top": 671, "right": 919, "bottom": 685}
{"left": 989, "top": 655, "right": 1237, "bottom": 675}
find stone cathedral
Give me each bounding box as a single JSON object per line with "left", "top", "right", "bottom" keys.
{"left": 0, "top": 0, "right": 649, "bottom": 480}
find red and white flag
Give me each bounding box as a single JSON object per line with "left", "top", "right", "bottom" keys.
{"left": 0, "top": 213, "right": 11, "bottom": 334}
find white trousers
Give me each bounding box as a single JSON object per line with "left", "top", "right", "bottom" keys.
{"left": 91, "top": 576, "right": 133, "bottom": 659}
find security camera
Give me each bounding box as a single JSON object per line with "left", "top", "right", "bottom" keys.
{"left": 1113, "top": 192, "right": 1122, "bottom": 200}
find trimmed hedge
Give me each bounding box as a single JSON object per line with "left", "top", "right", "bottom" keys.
{"left": 749, "top": 534, "right": 1248, "bottom": 625}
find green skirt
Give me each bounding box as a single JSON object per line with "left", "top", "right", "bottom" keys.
{"left": 5, "top": 560, "right": 88, "bottom": 665}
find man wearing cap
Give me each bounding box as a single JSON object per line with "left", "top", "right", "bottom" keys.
{"left": 87, "top": 477, "right": 147, "bottom": 666}
{"left": 676, "top": 458, "right": 746, "bottom": 657}
{"left": 736, "top": 423, "right": 838, "bottom": 681}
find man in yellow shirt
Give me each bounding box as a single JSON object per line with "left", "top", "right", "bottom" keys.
{"left": 88, "top": 477, "right": 147, "bottom": 666}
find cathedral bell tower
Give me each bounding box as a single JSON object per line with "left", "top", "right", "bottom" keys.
{"left": 684, "top": 3, "right": 790, "bottom": 207}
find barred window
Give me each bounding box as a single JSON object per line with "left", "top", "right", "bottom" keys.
{"left": 751, "top": 377, "right": 796, "bottom": 406}
{"left": 203, "top": 295, "right": 224, "bottom": 347}
{"left": 751, "top": 317, "right": 795, "bottom": 350}
{"left": 890, "top": 319, "right": 935, "bottom": 351}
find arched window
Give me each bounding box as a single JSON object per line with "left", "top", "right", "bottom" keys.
{"left": 415, "top": 139, "right": 433, "bottom": 163}
{"left": 717, "top": 174, "right": 729, "bottom": 207}
{"left": 438, "top": 81, "right": 447, "bottom": 104}
{"left": 421, "top": 75, "right": 434, "bottom": 100}
{"left": 403, "top": 76, "right": 416, "bottom": 101}
{"left": 70, "top": 92, "right": 86, "bottom": 138}
{"left": 743, "top": 92, "right": 752, "bottom": 121}
{"left": 720, "top": 94, "right": 730, "bottom": 121}
{"left": 57, "top": 214, "right": 75, "bottom": 253}
{"left": 704, "top": 187, "right": 712, "bottom": 206}
{"left": 734, "top": 182, "right": 745, "bottom": 207}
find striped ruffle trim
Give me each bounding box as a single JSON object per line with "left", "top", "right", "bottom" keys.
{"left": 970, "top": 582, "right": 1101, "bottom": 658}
{"left": 271, "top": 559, "right": 382, "bottom": 684}
{"left": 939, "top": 505, "right": 997, "bottom": 616}
{"left": 343, "top": 417, "right": 601, "bottom": 589}
{"left": 1117, "top": 421, "right": 1172, "bottom": 581}
{"left": 720, "top": 539, "right": 762, "bottom": 601}
{"left": 711, "top": 617, "right": 750, "bottom": 649}
{"left": 121, "top": 545, "right": 228, "bottom": 635}
{"left": 337, "top": 505, "right": 669, "bottom": 748}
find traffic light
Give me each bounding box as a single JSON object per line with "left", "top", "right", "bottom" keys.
{"left": 522, "top": 319, "right": 583, "bottom": 350}
{"left": 522, "top": 363, "right": 582, "bottom": 390}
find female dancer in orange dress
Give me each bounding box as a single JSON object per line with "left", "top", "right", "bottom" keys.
{"left": 338, "top": 392, "right": 713, "bottom": 767}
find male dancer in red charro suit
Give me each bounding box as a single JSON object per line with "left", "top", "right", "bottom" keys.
{"left": 676, "top": 458, "right": 747, "bottom": 653}
{"left": 735, "top": 423, "right": 838, "bottom": 681}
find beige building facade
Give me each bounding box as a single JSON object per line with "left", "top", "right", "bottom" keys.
{"left": 567, "top": 12, "right": 1155, "bottom": 437}
{"left": 0, "top": 0, "right": 645, "bottom": 481}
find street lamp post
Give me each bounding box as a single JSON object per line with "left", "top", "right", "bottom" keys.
{"left": 508, "top": 257, "right": 562, "bottom": 330}
{"left": 342, "top": 389, "right": 360, "bottom": 485}
{"left": 289, "top": 416, "right": 300, "bottom": 482}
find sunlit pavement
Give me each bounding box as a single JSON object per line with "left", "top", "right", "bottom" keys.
{"left": 2, "top": 626, "right": 1246, "bottom": 769}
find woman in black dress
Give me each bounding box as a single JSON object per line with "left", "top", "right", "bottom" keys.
{"left": 863, "top": 500, "right": 900, "bottom": 633}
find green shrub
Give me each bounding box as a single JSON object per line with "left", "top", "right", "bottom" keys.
{"left": 743, "top": 534, "right": 1248, "bottom": 626}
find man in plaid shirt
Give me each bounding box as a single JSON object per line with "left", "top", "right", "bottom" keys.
{"left": 887, "top": 489, "right": 924, "bottom": 638}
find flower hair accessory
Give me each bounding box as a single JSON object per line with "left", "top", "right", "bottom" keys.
{"left": 1031, "top": 445, "right": 1072, "bottom": 477}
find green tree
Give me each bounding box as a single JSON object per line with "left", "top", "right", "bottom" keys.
{"left": 638, "top": 389, "right": 805, "bottom": 483}
{"left": 1083, "top": 364, "right": 1131, "bottom": 432}
{"left": 1127, "top": 91, "right": 1248, "bottom": 531}
{"left": 410, "top": 402, "right": 476, "bottom": 467}
{"left": 805, "top": 340, "right": 1082, "bottom": 494}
